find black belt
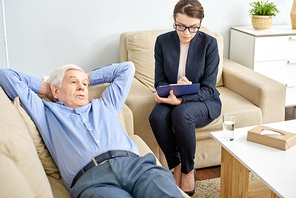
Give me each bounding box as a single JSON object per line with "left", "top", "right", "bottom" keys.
{"left": 71, "top": 150, "right": 139, "bottom": 188}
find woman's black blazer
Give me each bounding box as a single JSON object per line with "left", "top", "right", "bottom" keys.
{"left": 154, "top": 30, "right": 222, "bottom": 119}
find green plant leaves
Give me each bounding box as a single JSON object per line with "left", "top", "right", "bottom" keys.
{"left": 249, "top": 0, "right": 279, "bottom": 17}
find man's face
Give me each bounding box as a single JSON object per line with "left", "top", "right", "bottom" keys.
{"left": 53, "top": 69, "right": 89, "bottom": 108}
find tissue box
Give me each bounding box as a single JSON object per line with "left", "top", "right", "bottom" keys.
{"left": 247, "top": 125, "right": 296, "bottom": 151}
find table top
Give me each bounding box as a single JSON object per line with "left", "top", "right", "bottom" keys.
{"left": 231, "top": 25, "right": 296, "bottom": 37}
{"left": 210, "top": 120, "right": 296, "bottom": 198}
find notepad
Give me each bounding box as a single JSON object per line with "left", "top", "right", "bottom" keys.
{"left": 156, "top": 83, "right": 200, "bottom": 97}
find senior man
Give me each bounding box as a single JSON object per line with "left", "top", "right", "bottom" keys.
{"left": 0, "top": 62, "right": 183, "bottom": 198}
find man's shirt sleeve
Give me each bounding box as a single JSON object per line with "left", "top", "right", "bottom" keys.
{"left": 88, "top": 62, "right": 135, "bottom": 115}
{"left": 0, "top": 68, "right": 45, "bottom": 124}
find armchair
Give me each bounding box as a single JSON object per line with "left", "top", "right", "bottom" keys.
{"left": 120, "top": 28, "right": 286, "bottom": 169}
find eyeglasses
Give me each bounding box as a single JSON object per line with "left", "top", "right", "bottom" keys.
{"left": 173, "top": 23, "right": 201, "bottom": 33}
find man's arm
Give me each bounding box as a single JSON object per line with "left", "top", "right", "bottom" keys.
{"left": 0, "top": 68, "right": 46, "bottom": 123}
{"left": 88, "top": 62, "right": 135, "bottom": 114}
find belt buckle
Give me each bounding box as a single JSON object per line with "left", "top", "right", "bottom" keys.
{"left": 92, "top": 153, "right": 102, "bottom": 166}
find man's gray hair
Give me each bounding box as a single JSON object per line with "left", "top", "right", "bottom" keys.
{"left": 47, "top": 64, "right": 85, "bottom": 88}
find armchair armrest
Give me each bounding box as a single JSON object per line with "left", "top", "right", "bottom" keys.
{"left": 222, "top": 58, "right": 286, "bottom": 124}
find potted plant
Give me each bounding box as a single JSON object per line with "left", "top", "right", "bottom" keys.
{"left": 249, "top": 0, "right": 280, "bottom": 30}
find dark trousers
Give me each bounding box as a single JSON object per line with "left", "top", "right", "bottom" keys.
{"left": 149, "top": 102, "right": 214, "bottom": 174}
{"left": 70, "top": 154, "right": 183, "bottom": 198}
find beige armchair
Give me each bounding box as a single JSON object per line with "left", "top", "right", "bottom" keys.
{"left": 120, "top": 28, "right": 286, "bottom": 169}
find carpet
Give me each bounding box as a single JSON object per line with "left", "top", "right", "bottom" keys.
{"left": 191, "top": 172, "right": 259, "bottom": 198}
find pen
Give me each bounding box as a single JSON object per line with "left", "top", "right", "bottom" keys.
{"left": 180, "top": 74, "right": 192, "bottom": 85}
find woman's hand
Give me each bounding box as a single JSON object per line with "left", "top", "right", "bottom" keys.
{"left": 177, "top": 76, "right": 192, "bottom": 85}
{"left": 155, "top": 90, "right": 183, "bottom": 105}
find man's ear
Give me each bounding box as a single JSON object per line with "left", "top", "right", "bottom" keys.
{"left": 51, "top": 84, "right": 59, "bottom": 101}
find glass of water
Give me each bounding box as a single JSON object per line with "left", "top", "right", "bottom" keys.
{"left": 223, "top": 113, "right": 235, "bottom": 141}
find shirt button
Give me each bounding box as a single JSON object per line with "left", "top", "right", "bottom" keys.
{"left": 96, "top": 140, "right": 100, "bottom": 143}
{"left": 83, "top": 119, "right": 86, "bottom": 122}
{"left": 89, "top": 128, "right": 93, "bottom": 131}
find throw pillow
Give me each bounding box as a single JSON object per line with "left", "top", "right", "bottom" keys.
{"left": 12, "top": 97, "right": 61, "bottom": 179}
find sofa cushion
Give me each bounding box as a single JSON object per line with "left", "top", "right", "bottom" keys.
{"left": 12, "top": 97, "right": 61, "bottom": 179}
{"left": 47, "top": 176, "right": 70, "bottom": 197}
{"left": 125, "top": 28, "right": 224, "bottom": 93}
{"left": 0, "top": 87, "right": 53, "bottom": 198}
{"left": 126, "top": 30, "right": 169, "bottom": 93}
{"left": 0, "top": 154, "right": 35, "bottom": 198}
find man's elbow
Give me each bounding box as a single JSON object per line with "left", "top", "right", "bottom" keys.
{"left": 126, "top": 61, "right": 135, "bottom": 77}
{"left": 0, "top": 68, "right": 11, "bottom": 85}
{"left": 0, "top": 68, "right": 9, "bottom": 76}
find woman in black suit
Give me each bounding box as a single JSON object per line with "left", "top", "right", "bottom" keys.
{"left": 149, "top": 0, "right": 221, "bottom": 196}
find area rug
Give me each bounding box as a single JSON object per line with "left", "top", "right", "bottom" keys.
{"left": 192, "top": 172, "right": 259, "bottom": 198}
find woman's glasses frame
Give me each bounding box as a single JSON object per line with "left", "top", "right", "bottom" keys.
{"left": 173, "top": 23, "right": 201, "bottom": 33}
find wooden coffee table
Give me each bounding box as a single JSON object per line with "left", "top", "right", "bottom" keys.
{"left": 210, "top": 120, "right": 296, "bottom": 198}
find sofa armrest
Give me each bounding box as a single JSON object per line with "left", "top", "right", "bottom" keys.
{"left": 125, "top": 78, "right": 159, "bottom": 152}
{"left": 122, "top": 104, "right": 134, "bottom": 135}
{"left": 129, "top": 135, "right": 161, "bottom": 166}
{"left": 222, "top": 58, "right": 286, "bottom": 124}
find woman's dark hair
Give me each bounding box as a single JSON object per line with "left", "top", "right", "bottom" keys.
{"left": 173, "top": 0, "right": 204, "bottom": 20}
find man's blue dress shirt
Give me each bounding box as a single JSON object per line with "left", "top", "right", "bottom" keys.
{"left": 0, "top": 62, "right": 139, "bottom": 189}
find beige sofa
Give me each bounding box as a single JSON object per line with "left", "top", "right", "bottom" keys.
{"left": 120, "top": 28, "right": 286, "bottom": 169}
{"left": 0, "top": 84, "right": 189, "bottom": 198}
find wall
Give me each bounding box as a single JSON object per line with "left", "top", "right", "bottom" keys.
{"left": 0, "top": 0, "right": 293, "bottom": 78}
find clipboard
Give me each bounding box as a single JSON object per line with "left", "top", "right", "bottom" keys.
{"left": 156, "top": 83, "right": 200, "bottom": 97}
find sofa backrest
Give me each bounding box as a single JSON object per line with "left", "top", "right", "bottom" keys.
{"left": 0, "top": 87, "right": 54, "bottom": 198}
{"left": 120, "top": 28, "right": 224, "bottom": 93}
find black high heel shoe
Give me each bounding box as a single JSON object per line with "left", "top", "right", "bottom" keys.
{"left": 184, "top": 169, "right": 196, "bottom": 196}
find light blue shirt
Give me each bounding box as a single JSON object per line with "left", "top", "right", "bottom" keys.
{"left": 0, "top": 62, "right": 139, "bottom": 189}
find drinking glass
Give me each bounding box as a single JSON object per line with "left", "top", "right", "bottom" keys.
{"left": 223, "top": 113, "right": 235, "bottom": 141}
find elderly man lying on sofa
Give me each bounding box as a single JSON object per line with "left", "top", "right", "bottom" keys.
{"left": 0, "top": 62, "right": 186, "bottom": 198}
